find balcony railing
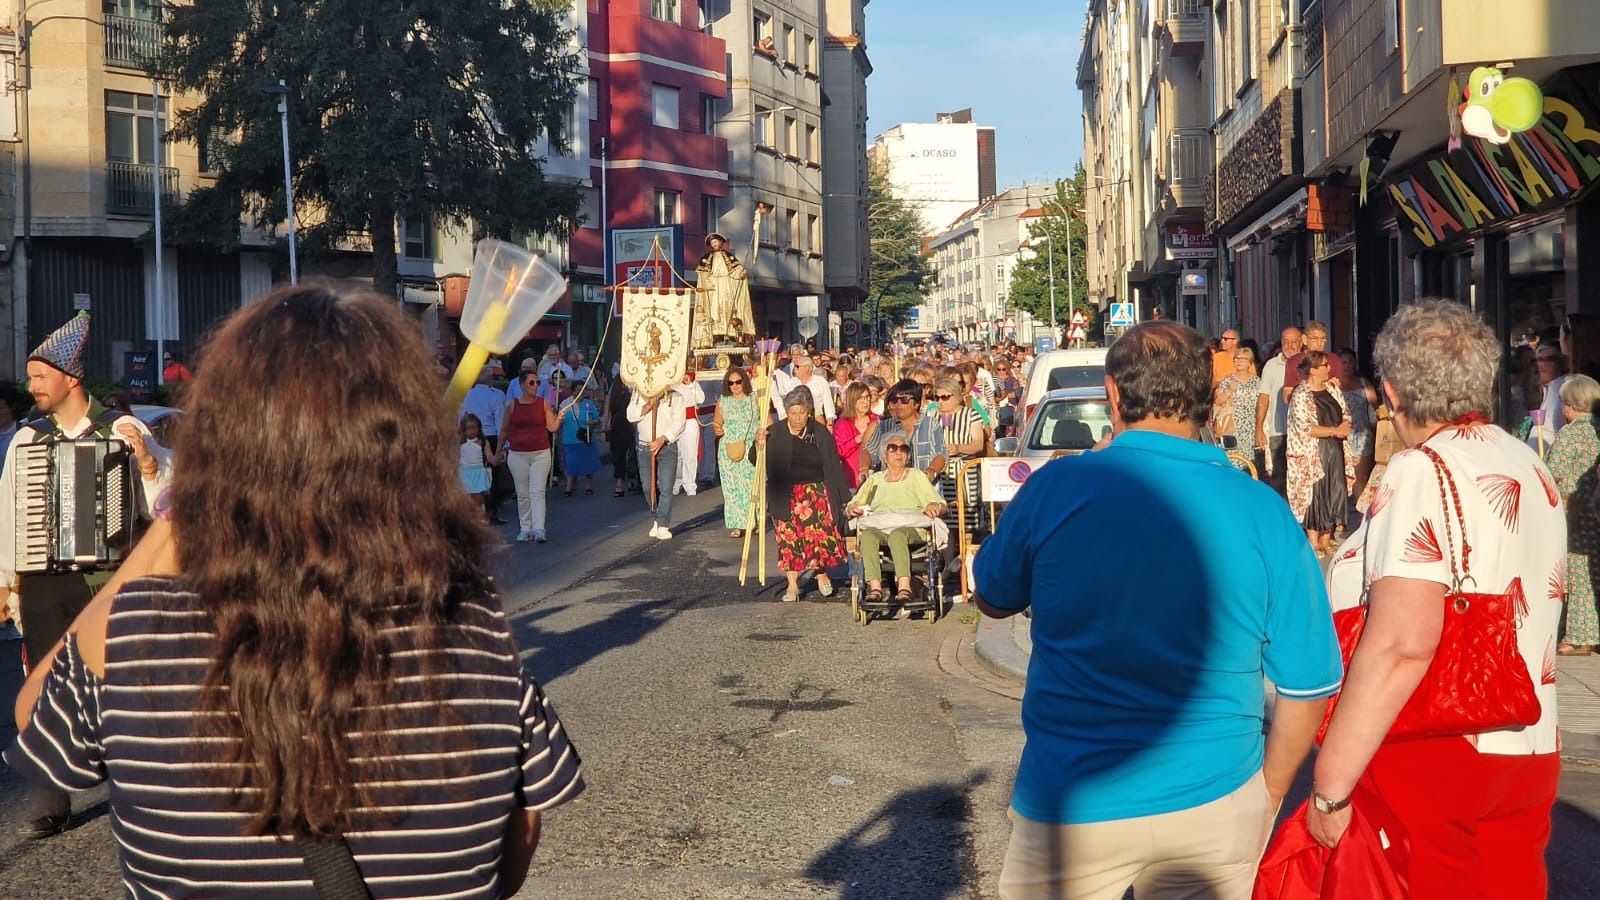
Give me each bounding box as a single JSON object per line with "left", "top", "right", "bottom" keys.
{"left": 1169, "top": 128, "right": 1211, "bottom": 210}
{"left": 105, "top": 14, "right": 162, "bottom": 69}
{"left": 1166, "top": 0, "right": 1205, "bottom": 54}
{"left": 107, "top": 162, "right": 179, "bottom": 216}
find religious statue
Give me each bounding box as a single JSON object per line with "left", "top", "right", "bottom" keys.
{"left": 694, "top": 233, "right": 756, "bottom": 348}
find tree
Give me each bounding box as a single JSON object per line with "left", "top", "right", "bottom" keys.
{"left": 866, "top": 163, "right": 932, "bottom": 341}
{"left": 158, "top": 0, "right": 583, "bottom": 297}
{"left": 1007, "top": 165, "right": 1089, "bottom": 336}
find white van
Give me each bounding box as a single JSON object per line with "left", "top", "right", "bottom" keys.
{"left": 1019, "top": 347, "right": 1109, "bottom": 438}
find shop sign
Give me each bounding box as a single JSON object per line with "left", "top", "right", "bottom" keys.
{"left": 1180, "top": 271, "right": 1209, "bottom": 296}
{"left": 1165, "top": 223, "right": 1216, "bottom": 260}
{"left": 1388, "top": 66, "right": 1600, "bottom": 252}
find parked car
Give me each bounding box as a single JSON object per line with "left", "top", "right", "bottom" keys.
{"left": 131, "top": 404, "right": 182, "bottom": 447}
{"left": 995, "top": 386, "right": 1113, "bottom": 464}
{"left": 1018, "top": 348, "right": 1108, "bottom": 438}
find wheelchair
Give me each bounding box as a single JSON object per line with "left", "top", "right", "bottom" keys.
{"left": 846, "top": 515, "right": 947, "bottom": 626}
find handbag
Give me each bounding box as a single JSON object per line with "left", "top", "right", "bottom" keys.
{"left": 1372, "top": 411, "right": 1402, "bottom": 465}
{"left": 1318, "top": 444, "right": 1541, "bottom": 743}
{"left": 295, "top": 835, "right": 374, "bottom": 900}
{"left": 1252, "top": 800, "right": 1409, "bottom": 900}
{"left": 726, "top": 439, "right": 747, "bottom": 462}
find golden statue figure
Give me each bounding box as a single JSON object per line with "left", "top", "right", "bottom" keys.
{"left": 694, "top": 233, "right": 756, "bottom": 348}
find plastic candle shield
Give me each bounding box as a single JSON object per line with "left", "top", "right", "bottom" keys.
{"left": 446, "top": 240, "right": 567, "bottom": 408}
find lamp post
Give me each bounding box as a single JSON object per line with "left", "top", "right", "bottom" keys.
{"left": 262, "top": 80, "right": 298, "bottom": 284}
{"left": 1045, "top": 234, "right": 1057, "bottom": 337}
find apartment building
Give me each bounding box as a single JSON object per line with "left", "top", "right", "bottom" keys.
{"left": 872, "top": 109, "right": 998, "bottom": 236}
{"left": 819, "top": 0, "right": 870, "bottom": 336}
{"left": 924, "top": 185, "right": 1053, "bottom": 343}
{"left": 705, "top": 0, "right": 827, "bottom": 343}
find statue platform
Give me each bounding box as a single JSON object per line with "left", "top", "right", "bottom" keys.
{"left": 691, "top": 343, "right": 755, "bottom": 379}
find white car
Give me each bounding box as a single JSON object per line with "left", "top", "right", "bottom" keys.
{"left": 130, "top": 404, "right": 182, "bottom": 446}
{"left": 1018, "top": 348, "right": 1108, "bottom": 439}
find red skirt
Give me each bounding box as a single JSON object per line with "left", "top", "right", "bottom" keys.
{"left": 773, "top": 482, "right": 846, "bottom": 572}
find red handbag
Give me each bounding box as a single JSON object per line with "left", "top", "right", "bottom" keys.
{"left": 1318, "top": 444, "right": 1541, "bottom": 743}
{"left": 1253, "top": 800, "right": 1409, "bottom": 900}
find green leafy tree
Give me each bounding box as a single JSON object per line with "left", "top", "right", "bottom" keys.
{"left": 1007, "top": 166, "right": 1089, "bottom": 336}
{"left": 157, "top": 0, "right": 583, "bottom": 296}
{"left": 865, "top": 163, "right": 932, "bottom": 340}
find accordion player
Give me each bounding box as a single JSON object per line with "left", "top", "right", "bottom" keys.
{"left": 13, "top": 436, "right": 139, "bottom": 575}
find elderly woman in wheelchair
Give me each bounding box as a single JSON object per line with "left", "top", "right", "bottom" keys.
{"left": 847, "top": 435, "right": 947, "bottom": 604}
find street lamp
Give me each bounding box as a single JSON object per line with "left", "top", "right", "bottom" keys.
{"left": 262, "top": 80, "right": 298, "bottom": 284}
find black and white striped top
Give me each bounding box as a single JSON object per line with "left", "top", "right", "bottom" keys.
{"left": 3, "top": 579, "right": 583, "bottom": 899}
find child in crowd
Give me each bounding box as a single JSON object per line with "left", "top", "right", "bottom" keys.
{"left": 458, "top": 413, "right": 499, "bottom": 520}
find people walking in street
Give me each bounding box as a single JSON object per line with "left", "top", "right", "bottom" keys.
{"left": 499, "top": 369, "right": 559, "bottom": 543}
{"left": 771, "top": 351, "right": 837, "bottom": 424}
{"left": 673, "top": 369, "right": 707, "bottom": 496}
{"left": 866, "top": 379, "right": 947, "bottom": 483}
{"left": 847, "top": 441, "right": 945, "bottom": 604}
{"left": 1215, "top": 345, "right": 1261, "bottom": 472}
{"left": 973, "top": 320, "right": 1340, "bottom": 900}
{"left": 1338, "top": 347, "right": 1380, "bottom": 512}
{"left": 757, "top": 387, "right": 850, "bottom": 602}
{"left": 1287, "top": 350, "right": 1353, "bottom": 555}
{"left": 605, "top": 378, "right": 639, "bottom": 497}
{"left": 1256, "top": 327, "right": 1303, "bottom": 493}
{"left": 1529, "top": 345, "right": 1570, "bottom": 455}
{"left": 833, "top": 382, "right": 879, "bottom": 490}
{"left": 505, "top": 356, "right": 538, "bottom": 401}
{"left": 1281, "top": 320, "right": 1344, "bottom": 401}
{"left": 933, "top": 375, "right": 985, "bottom": 539}
{"left": 1212, "top": 328, "right": 1241, "bottom": 385}
{"left": 628, "top": 387, "right": 687, "bottom": 540}
{"left": 3, "top": 286, "right": 584, "bottom": 895}
{"left": 559, "top": 384, "right": 602, "bottom": 497}
{"left": 1548, "top": 373, "right": 1600, "bottom": 655}
{"left": 460, "top": 364, "right": 509, "bottom": 523}
{"left": 713, "top": 367, "right": 760, "bottom": 539}
{"left": 459, "top": 413, "right": 500, "bottom": 520}
{"left": 1314, "top": 299, "right": 1563, "bottom": 897}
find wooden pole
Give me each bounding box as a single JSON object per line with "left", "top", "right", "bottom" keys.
{"left": 647, "top": 402, "right": 660, "bottom": 510}
{"left": 756, "top": 350, "right": 772, "bottom": 586}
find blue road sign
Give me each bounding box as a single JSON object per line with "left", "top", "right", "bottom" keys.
{"left": 1109, "top": 302, "right": 1136, "bottom": 328}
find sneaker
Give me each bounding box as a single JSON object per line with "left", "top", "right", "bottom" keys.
{"left": 516, "top": 531, "right": 533, "bottom": 543}
{"left": 533, "top": 530, "right": 548, "bottom": 544}
{"left": 648, "top": 524, "right": 663, "bottom": 539}
{"left": 654, "top": 526, "right": 673, "bottom": 540}
{"left": 683, "top": 488, "right": 697, "bottom": 496}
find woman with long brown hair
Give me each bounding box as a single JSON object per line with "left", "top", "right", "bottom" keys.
{"left": 5, "top": 286, "right": 583, "bottom": 897}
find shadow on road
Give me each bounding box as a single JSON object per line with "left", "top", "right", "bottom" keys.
{"left": 1550, "top": 799, "right": 1600, "bottom": 900}
{"left": 804, "top": 772, "right": 988, "bottom": 900}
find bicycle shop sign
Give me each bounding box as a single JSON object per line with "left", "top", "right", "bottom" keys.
{"left": 1388, "top": 65, "right": 1600, "bottom": 252}
{"left": 1165, "top": 223, "right": 1216, "bottom": 259}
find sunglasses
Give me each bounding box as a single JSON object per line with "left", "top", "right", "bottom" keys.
{"left": 728, "top": 379, "right": 746, "bottom": 385}
{"left": 885, "top": 444, "right": 911, "bottom": 452}
{"left": 934, "top": 393, "right": 955, "bottom": 400}
{"left": 889, "top": 394, "right": 917, "bottom": 404}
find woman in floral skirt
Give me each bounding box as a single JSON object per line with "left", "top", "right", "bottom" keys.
{"left": 1548, "top": 373, "right": 1600, "bottom": 654}
{"left": 713, "top": 366, "right": 760, "bottom": 539}
{"left": 758, "top": 387, "right": 851, "bottom": 602}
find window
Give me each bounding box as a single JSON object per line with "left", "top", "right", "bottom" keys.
{"left": 702, "top": 194, "right": 725, "bottom": 233}
{"left": 589, "top": 79, "right": 600, "bottom": 120}
{"left": 698, "top": 0, "right": 714, "bottom": 32}
{"left": 555, "top": 95, "right": 582, "bottom": 157}
{"left": 754, "top": 105, "right": 773, "bottom": 147}
{"left": 197, "top": 126, "right": 228, "bottom": 174}
{"left": 759, "top": 207, "right": 777, "bottom": 244}
{"left": 651, "top": 0, "right": 678, "bottom": 23}
{"left": 805, "top": 123, "right": 819, "bottom": 163}
{"left": 807, "top": 214, "right": 820, "bottom": 254}
{"left": 651, "top": 83, "right": 680, "bottom": 129}
{"left": 105, "top": 90, "right": 166, "bottom": 164}
{"left": 1384, "top": 0, "right": 1399, "bottom": 53}
{"left": 803, "top": 34, "right": 817, "bottom": 73}
{"left": 701, "top": 93, "right": 719, "bottom": 135}
{"left": 782, "top": 25, "right": 795, "bottom": 64}
{"left": 654, "top": 189, "right": 681, "bottom": 225}
{"left": 784, "top": 115, "right": 798, "bottom": 156}
{"left": 786, "top": 209, "right": 800, "bottom": 249}
{"left": 402, "top": 217, "right": 437, "bottom": 260}
{"left": 753, "top": 11, "right": 772, "bottom": 41}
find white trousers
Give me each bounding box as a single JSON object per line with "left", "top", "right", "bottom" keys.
{"left": 507, "top": 448, "right": 551, "bottom": 534}
{"left": 676, "top": 423, "right": 700, "bottom": 495}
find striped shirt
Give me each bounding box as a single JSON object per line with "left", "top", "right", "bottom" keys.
{"left": 3, "top": 578, "right": 584, "bottom": 899}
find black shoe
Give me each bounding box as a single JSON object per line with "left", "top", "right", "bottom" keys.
{"left": 18, "top": 812, "right": 70, "bottom": 840}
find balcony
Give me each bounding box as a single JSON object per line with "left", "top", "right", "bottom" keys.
{"left": 107, "top": 162, "right": 178, "bottom": 216}
{"left": 1166, "top": 0, "right": 1206, "bottom": 56}
{"left": 105, "top": 14, "right": 162, "bottom": 69}
{"left": 1168, "top": 127, "right": 1211, "bottom": 212}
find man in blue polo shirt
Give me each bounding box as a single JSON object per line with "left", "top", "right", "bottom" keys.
{"left": 975, "top": 320, "right": 1341, "bottom": 900}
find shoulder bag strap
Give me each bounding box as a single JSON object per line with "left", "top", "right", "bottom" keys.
{"left": 294, "top": 835, "right": 374, "bottom": 900}
{"left": 1416, "top": 444, "right": 1472, "bottom": 591}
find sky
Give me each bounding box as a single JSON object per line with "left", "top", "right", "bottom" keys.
{"left": 867, "top": 0, "right": 1089, "bottom": 191}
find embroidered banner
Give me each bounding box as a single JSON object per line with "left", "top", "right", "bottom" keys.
{"left": 619, "top": 287, "right": 694, "bottom": 398}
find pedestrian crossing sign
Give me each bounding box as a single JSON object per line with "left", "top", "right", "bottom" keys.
{"left": 1109, "top": 303, "right": 1136, "bottom": 328}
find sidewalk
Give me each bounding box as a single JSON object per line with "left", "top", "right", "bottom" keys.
{"left": 974, "top": 612, "right": 1600, "bottom": 764}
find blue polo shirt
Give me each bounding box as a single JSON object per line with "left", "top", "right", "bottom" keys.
{"left": 974, "top": 429, "right": 1341, "bottom": 825}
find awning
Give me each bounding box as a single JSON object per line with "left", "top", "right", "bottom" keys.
{"left": 1227, "top": 188, "right": 1309, "bottom": 252}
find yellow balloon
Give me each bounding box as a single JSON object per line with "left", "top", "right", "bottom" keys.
{"left": 1492, "top": 78, "right": 1545, "bottom": 133}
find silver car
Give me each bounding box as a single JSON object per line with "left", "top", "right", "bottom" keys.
{"left": 996, "top": 386, "right": 1113, "bottom": 463}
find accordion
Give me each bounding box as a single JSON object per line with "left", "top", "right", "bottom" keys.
{"left": 14, "top": 438, "right": 137, "bottom": 575}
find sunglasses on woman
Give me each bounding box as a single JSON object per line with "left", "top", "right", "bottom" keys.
{"left": 885, "top": 444, "right": 911, "bottom": 453}
{"left": 728, "top": 379, "right": 745, "bottom": 386}
{"left": 934, "top": 393, "right": 955, "bottom": 401}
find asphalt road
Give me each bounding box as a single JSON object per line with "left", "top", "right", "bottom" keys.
{"left": 0, "top": 486, "right": 1597, "bottom": 898}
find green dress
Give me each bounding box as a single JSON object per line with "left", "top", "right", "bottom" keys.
{"left": 718, "top": 394, "right": 760, "bottom": 530}
{"left": 1548, "top": 413, "right": 1600, "bottom": 645}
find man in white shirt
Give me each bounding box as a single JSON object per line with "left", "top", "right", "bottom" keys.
{"left": 1255, "top": 327, "right": 1303, "bottom": 495}
{"left": 537, "top": 344, "right": 572, "bottom": 384}
{"left": 566, "top": 349, "right": 591, "bottom": 386}
{"left": 1529, "top": 348, "right": 1569, "bottom": 455}
{"left": 770, "top": 352, "right": 836, "bottom": 423}
{"left": 672, "top": 371, "right": 706, "bottom": 496}
{"left": 627, "top": 388, "right": 687, "bottom": 539}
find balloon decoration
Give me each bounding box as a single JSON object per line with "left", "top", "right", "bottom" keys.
{"left": 1458, "top": 66, "right": 1545, "bottom": 146}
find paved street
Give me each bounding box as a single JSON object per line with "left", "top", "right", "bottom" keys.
{"left": 2, "top": 488, "right": 1600, "bottom": 897}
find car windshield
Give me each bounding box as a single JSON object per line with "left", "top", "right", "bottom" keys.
{"left": 1047, "top": 365, "right": 1105, "bottom": 390}
{"left": 1029, "top": 399, "right": 1114, "bottom": 451}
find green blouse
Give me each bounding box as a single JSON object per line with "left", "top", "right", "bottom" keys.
{"left": 850, "top": 468, "right": 943, "bottom": 513}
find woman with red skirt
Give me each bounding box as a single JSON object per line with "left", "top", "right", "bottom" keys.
{"left": 759, "top": 387, "right": 851, "bottom": 603}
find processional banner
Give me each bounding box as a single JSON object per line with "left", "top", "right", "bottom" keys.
{"left": 619, "top": 287, "right": 694, "bottom": 398}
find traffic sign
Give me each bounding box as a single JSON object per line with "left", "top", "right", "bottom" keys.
{"left": 842, "top": 318, "right": 860, "bottom": 337}
{"left": 980, "top": 458, "right": 1035, "bottom": 503}
{"left": 1109, "top": 302, "right": 1136, "bottom": 328}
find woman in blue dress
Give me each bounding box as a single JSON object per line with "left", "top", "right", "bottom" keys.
{"left": 559, "top": 384, "right": 603, "bottom": 495}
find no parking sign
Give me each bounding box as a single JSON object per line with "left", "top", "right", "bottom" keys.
{"left": 980, "top": 458, "right": 1036, "bottom": 503}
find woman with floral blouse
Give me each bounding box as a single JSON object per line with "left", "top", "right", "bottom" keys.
{"left": 1547, "top": 373, "right": 1600, "bottom": 654}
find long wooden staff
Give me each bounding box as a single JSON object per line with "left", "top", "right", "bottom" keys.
{"left": 756, "top": 349, "right": 774, "bottom": 586}
{"left": 647, "top": 401, "right": 660, "bottom": 510}
{"left": 739, "top": 348, "right": 770, "bottom": 585}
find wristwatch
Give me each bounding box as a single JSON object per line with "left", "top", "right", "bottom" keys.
{"left": 1311, "top": 790, "right": 1352, "bottom": 814}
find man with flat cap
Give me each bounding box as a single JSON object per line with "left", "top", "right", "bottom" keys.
{"left": 0, "top": 312, "right": 172, "bottom": 840}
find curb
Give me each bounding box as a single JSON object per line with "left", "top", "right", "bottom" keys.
{"left": 1561, "top": 729, "right": 1600, "bottom": 766}
{"left": 973, "top": 613, "right": 1029, "bottom": 681}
